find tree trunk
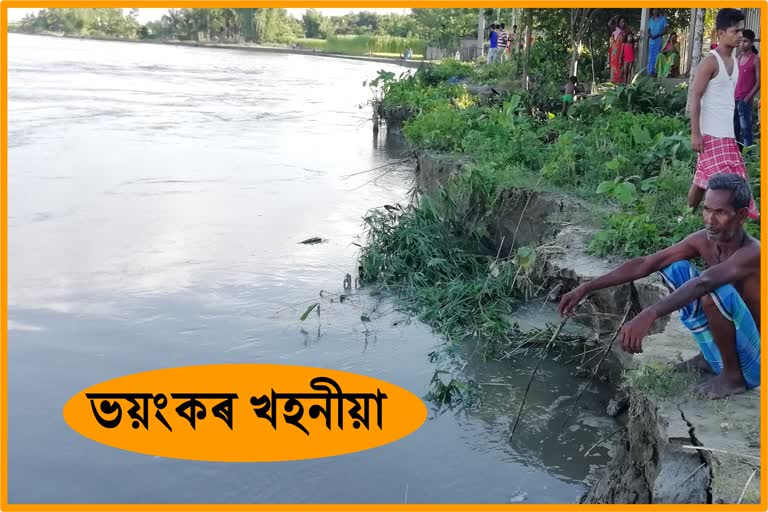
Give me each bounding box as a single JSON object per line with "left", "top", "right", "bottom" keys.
{"left": 522, "top": 10, "right": 532, "bottom": 90}
{"left": 477, "top": 9, "right": 485, "bottom": 58}
{"left": 686, "top": 8, "right": 706, "bottom": 115}
{"left": 568, "top": 9, "right": 595, "bottom": 78}
{"left": 685, "top": 8, "right": 697, "bottom": 75}
{"left": 569, "top": 9, "right": 579, "bottom": 76}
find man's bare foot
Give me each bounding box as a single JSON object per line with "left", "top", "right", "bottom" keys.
{"left": 693, "top": 374, "right": 747, "bottom": 399}
{"left": 673, "top": 353, "right": 714, "bottom": 374}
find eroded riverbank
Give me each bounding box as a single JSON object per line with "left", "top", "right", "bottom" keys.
{"left": 376, "top": 117, "right": 761, "bottom": 504}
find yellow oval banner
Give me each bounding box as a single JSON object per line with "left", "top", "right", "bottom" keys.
{"left": 62, "top": 364, "right": 428, "bottom": 462}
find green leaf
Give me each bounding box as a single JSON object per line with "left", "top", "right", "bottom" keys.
{"left": 517, "top": 246, "right": 533, "bottom": 259}
{"left": 631, "top": 124, "right": 652, "bottom": 145}
{"left": 596, "top": 180, "right": 614, "bottom": 194}
{"left": 300, "top": 303, "right": 319, "bottom": 321}
{"left": 641, "top": 177, "right": 658, "bottom": 192}
{"left": 606, "top": 159, "right": 620, "bottom": 170}
{"left": 614, "top": 182, "right": 638, "bottom": 205}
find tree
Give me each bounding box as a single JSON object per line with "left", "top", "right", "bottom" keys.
{"left": 568, "top": 9, "right": 597, "bottom": 76}
{"left": 411, "top": 8, "right": 478, "bottom": 49}
{"left": 302, "top": 9, "right": 326, "bottom": 39}
{"left": 686, "top": 8, "right": 706, "bottom": 115}
{"left": 522, "top": 9, "right": 532, "bottom": 90}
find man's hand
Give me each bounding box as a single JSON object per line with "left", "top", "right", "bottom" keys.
{"left": 558, "top": 285, "right": 587, "bottom": 317}
{"left": 691, "top": 133, "right": 704, "bottom": 153}
{"left": 619, "top": 309, "right": 656, "bottom": 353}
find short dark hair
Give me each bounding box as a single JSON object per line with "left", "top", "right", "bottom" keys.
{"left": 716, "top": 8, "right": 745, "bottom": 31}
{"left": 708, "top": 173, "right": 752, "bottom": 211}
{"left": 570, "top": 76, "right": 577, "bottom": 83}
{"left": 742, "top": 29, "right": 759, "bottom": 54}
{"left": 500, "top": 23, "right": 505, "bottom": 29}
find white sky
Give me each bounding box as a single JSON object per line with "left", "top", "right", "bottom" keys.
{"left": 7, "top": 7, "right": 411, "bottom": 24}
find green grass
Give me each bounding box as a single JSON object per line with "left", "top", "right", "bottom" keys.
{"left": 621, "top": 362, "right": 697, "bottom": 401}
{"left": 294, "top": 35, "right": 426, "bottom": 58}
{"left": 366, "top": 61, "right": 761, "bottom": 259}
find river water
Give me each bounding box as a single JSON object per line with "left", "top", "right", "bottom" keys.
{"left": 7, "top": 33, "right": 615, "bottom": 504}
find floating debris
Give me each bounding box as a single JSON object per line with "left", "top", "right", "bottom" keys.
{"left": 299, "top": 237, "right": 326, "bottom": 245}
{"left": 509, "top": 490, "right": 528, "bottom": 503}
{"left": 299, "top": 303, "right": 319, "bottom": 321}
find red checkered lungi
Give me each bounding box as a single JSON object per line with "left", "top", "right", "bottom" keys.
{"left": 694, "top": 135, "right": 759, "bottom": 219}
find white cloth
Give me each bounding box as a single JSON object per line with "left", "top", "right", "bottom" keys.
{"left": 700, "top": 49, "right": 739, "bottom": 138}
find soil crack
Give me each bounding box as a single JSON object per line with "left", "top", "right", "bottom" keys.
{"left": 677, "top": 404, "right": 713, "bottom": 503}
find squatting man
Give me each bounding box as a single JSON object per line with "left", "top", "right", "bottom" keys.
{"left": 559, "top": 174, "right": 760, "bottom": 399}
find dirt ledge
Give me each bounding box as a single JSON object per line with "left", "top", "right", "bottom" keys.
{"left": 410, "top": 147, "right": 761, "bottom": 504}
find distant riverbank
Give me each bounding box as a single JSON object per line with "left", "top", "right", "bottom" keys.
{"left": 8, "top": 31, "right": 427, "bottom": 68}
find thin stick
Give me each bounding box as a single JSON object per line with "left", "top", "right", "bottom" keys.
{"left": 681, "top": 445, "right": 760, "bottom": 461}
{"left": 561, "top": 295, "right": 635, "bottom": 429}
{"left": 509, "top": 317, "right": 568, "bottom": 441}
{"left": 680, "top": 463, "right": 706, "bottom": 485}
{"left": 737, "top": 469, "right": 757, "bottom": 504}
{"left": 345, "top": 169, "right": 400, "bottom": 192}
{"left": 583, "top": 426, "right": 625, "bottom": 457}
{"left": 340, "top": 157, "right": 414, "bottom": 179}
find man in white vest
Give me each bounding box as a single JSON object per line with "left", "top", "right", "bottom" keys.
{"left": 688, "top": 8, "right": 759, "bottom": 220}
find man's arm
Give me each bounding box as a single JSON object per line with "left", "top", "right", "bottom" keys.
{"left": 747, "top": 55, "right": 760, "bottom": 102}
{"left": 648, "top": 244, "right": 759, "bottom": 319}
{"left": 620, "top": 243, "right": 759, "bottom": 353}
{"left": 558, "top": 234, "right": 700, "bottom": 316}
{"left": 690, "top": 56, "right": 716, "bottom": 152}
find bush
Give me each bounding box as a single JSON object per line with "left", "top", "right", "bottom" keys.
{"left": 369, "top": 60, "right": 761, "bottom": 259}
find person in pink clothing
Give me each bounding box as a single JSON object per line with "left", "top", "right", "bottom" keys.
{"left": 733, "top": 29, "right": 760, "bottom": 148}
{"left": 622, "top": 32, "right": 636, "bottom": 84}
{"left": 689, "top": 8, "right": 759, "bottom": 220}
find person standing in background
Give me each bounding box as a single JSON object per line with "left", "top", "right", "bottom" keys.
{"left": 689, "top": 8, "right": 759, "bottom": 220}
{"left": 647, "top": 9, "right": 670, "bottom": 77}
{"left": 622, "top": 32, "right": 637, "bottom": 84}
{"left": 734, "top": 29, "right": 760, "bottom": 149}
{"left": 487, "top": 24, "right": 499, "bottom": 64}
{"left": 498, "top": 23, "right": 509, "bottom": 62}
{"left": 608, "top": 16, "right": 628, "bottom": 83}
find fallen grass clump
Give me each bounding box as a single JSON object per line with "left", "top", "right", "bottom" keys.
{"left": 621, "top": 362, "right": 696, "bottom": 401}
{"left": 357, "top": 170, "right": 557, "bottom": 359}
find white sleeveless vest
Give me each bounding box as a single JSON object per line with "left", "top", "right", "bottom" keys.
{"left": 700, "top": 49, "right": 739, "bottom": 138}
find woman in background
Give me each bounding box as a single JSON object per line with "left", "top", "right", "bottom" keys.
{"left": 655, "top": 32, "right": 681, "bottom": 78}
{"left": 608, "top": 16, "right": 628, "bottom": 83}
{"left": 647, "top": 8, "right": 669, "bottom": 77}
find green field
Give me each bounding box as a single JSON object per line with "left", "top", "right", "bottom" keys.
{"left": 294, "top": 35, "right": 426, "bottom": 59}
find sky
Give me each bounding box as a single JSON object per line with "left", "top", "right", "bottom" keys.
{"left": 7, "top": 7, "right": 411, "bottom": 24}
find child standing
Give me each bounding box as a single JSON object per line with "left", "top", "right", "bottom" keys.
{"left": 562, "top": 76, "right": 577, "bottom": 115}
{"left": 622, "top": 33, "right": 636, "bottom": 84}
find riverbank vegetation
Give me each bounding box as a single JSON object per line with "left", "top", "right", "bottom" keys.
{"left": 357, "top": 55, "right": 760, "bottom": 368}
{"left": 367, "top": 58, "right": 760, "bottom": 259}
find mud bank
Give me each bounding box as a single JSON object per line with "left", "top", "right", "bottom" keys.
{"left": 396, "top": 139, "right": 760, "bottom": 504}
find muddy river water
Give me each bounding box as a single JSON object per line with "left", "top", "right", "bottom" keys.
{"left": 8, "top": 33, "right": 616, "bottom": 504}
